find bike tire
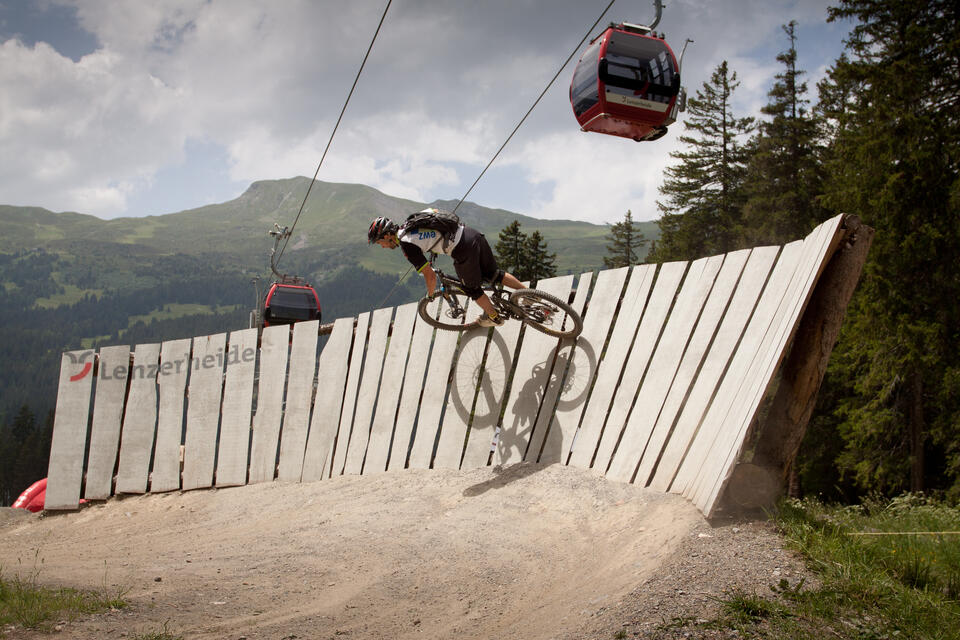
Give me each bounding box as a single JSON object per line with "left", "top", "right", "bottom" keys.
{"left": 509, "top": 288, "right": 583, "bottom": 338}
{"left": 417, "top": 289, "right": 482, "bottom": 331}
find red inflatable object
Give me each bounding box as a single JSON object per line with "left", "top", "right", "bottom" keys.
{"left": 12, "top": 478, "right": 88, "bottom": 512}
{"left": 12, "top": 478, "right": 47, "bottom": 512}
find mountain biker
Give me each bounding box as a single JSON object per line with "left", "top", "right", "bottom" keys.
{"left": 368, "top": 209, "right": 524, "bottom": 327}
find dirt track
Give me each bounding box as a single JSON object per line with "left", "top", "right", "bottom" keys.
{"left": 0, "top": 463, "right": 810, "bottom": 639}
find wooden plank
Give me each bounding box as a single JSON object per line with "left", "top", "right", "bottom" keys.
{"left": 343, "top": 307, "right": 392, "bottom": 474}
{"left": 606, "top": 255, "right": 723, "bottom": 482}
{"left": 302, "top": 317, "right": 355, "bottom": 482}
{"left": 671, "top": 241, "right": 804, "bottom": 499}
{"left": 83, "top": 345, "right": 130, "bottom": 500}
{"left": 540, "top": 267, "right": 629, "bottom": 464}
{"left": 365, "top": 303, "right": 418, "bottom": 474}
{"left": 215, "top": 328, "right": 258, "bottom": 487}
{"left": 151, "top": 338, "right": 191, "bottom": 493}
{"left": 461, "top": 317, "right": 523, "bottom": 469}
{"left": 633, "top": 249, "right": 750, "bottom": 488}
{"left": 697, "top": 216, "right": 844, "bottom": 515}
{"left": 649, "top": 246, "right": 779, "bottom": 493}
{"left": 277, "top": 320, "right": 320, "bottom": 481}
{"left": 525, "top": 271, "right": 595, "bottom": 462}
{"left": 45, "top": 349, "right": 96, "bottom": 510}
{"left": 754, "top": 217, "right": 871, "bottom": 477}
{"left": 407, "top": 325, "right": 462, "bottom": 469}
{"left": 247, "top": 324, "right": 290, "bottom": 484}
{"left": 689, "top": 238, "right": 819, "bottom": 508}
{"left": 330, "top": 312, "right": 370, "bottom": 477}
{"left": 567, "top": 265, "right": 654, "bottom": 469}
{"left": 433, "top": 326, "right": 488, "bottom": 469}
{"left": 387, "top": 309, "right": 435, "bottom": 471}
{"left": 496, "top": 275, "right": 574, "bottom": 466}
{"left": 115, "top": 343, "right": 161, "bottom": 494}
{"left": 591, "top": 261, "right": 687, "bottom": 470}
{"left": 182, "top": 333, "right": 227, "bottom": 491}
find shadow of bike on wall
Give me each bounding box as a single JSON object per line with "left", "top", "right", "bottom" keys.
{"left": 453, "top": 330, "right": 598, "bottom": 497}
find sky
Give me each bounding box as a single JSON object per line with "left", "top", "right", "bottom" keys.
{"left": 0, "top": 0, "right": 852, "bottom": 225}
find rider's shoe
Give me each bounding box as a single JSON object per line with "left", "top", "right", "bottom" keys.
{"left": 476, "top": 311, "right": 504, "bottom": 327}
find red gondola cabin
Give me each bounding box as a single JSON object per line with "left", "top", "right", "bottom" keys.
{"left": 262, "top": 282, "right": 321, "bottom": 327}
{"left": 570, "top": 22, "right": 682, "bottom": 142}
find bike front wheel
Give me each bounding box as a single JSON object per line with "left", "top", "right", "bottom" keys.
{"left": 417, "top": 289, "right": 482, "bottom": 331}
{"left": 510, "top": 289, "right": 583, "bottom": 338}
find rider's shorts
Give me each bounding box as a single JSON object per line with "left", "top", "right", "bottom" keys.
{"left": 452, "top": 227, "right": 504, "bottom": 300}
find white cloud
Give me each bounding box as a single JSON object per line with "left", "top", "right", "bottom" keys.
{"left": 1, "top": 0, "right": 850, "bottom": 219}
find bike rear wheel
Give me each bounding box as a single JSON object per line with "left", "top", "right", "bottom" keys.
{"left": 417, "top": 289, "right": 482, "bottom": 331}
{"left": 510, "top": 288, "right": 583, "bottom": 338}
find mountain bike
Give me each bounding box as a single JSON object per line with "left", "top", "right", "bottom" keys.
{"left": 416, "top": 257, "right": 583, "bottom": 338}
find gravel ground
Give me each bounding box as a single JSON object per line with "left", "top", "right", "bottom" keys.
{"left": 0, "top": 464, "right": 813, "bottom": 640}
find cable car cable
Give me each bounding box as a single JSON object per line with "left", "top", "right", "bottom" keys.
{"left": 275, "top": 0, "right": 393, "bottom": 269}
{"left": 376, "top": 0, "right": 617, "bottom": 310}
{"left": 450, "top": 0, "right": 617, "bottom": 216}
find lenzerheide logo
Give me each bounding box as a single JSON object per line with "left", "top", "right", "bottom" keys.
{"left": 66, "top": 351, "right": 95, "bottom": 382}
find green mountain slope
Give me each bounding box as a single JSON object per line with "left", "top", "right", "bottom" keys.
{"left": 0, "top": 178, "right": 657, "bottom": 428}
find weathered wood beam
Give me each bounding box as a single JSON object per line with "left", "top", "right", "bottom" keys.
{"left": 749, "top": 215, "right": 874, "bottom": 491}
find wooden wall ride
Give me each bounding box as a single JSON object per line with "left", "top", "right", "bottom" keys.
{"left": 44, "top": 215, "right": 865, "bottom": 517}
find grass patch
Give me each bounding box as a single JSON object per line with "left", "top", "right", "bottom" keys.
{"left": 33, "top": 283, "right": 102, "bottom": 308}
{"left": 127, "top": 302, "right": 242, "bottom": 326}
{"left": 666, "top": 495, "right": 960, "bottom": 639}
{"left": 0, "top": 564, "right": 126, "bottom": 636}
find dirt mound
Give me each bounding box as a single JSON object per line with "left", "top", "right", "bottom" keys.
{"left": 0, "top": 463, "right": 804, "bottom": 639}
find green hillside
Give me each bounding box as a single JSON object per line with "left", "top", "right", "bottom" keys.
{"left": 0, "top": 178, "right": 655, "bottom": 431}
{"left": 1, "top": 177, "right": 657, "bottom": 280}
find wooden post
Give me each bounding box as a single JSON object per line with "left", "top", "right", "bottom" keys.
{"left": 750, "top": 215, "right": 874, "bottom": 489}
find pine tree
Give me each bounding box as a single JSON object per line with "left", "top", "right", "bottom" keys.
{"left": 649, "top": 61, "right": 755, "bottom": 262}
{"left": 524, "top": 231, "right": 557, "bottom": 283}
{"left": 495, "top": 220, "right": 529, "bottom": 280}
{"left": 812, "top": 0, "right": 960, "bottom": 495}
{"left": 740, "top": 21, "right": 829, "bottom": 245}
{"left": 604, "top": 210, "right": 646, "bottom": 268}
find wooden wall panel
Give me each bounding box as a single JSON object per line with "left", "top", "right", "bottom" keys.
{"left": 633, "top": 250, "right": 750, "bottom": 488}
{"left": 388, "top": 310, "right": 434, "bottom": 471}
{"left": 592, "top": 262, "right": 687, "bottom": 470}
{"left": 115, "top": 343, "right": 162, "bottom": 494}
{"left": 568, "top": 266, "right": 654, "bottom": 469}
{"left": 151, "top": 338, "right": 191, "bottom": 493}
{"left": 365, "top": 303, "right": 418, "bottom": 474}
{"left": 277, "top": 320, "right": 320, "bottom": 481}
{"left": 330, "top": 312, "right": 370, "bottom": 477}
{"left": 670, "top": 242, "right": 804, "bottom": 499}
{"left": 537, "top": 269, "right": 624, "bottom": 464}
{"left": 460, "top": 318, "right": 523, "bottom": 470}
{"left": 84, "top": 345, "right": 130, "bottom": 500}
{"left": 606, "top": 255, "right": 723, "bottom": 483}
{"left": 343, "top": 307, "right": 392, "bottom": 475}
{"left": 433, "top": 326, "right": 487, "bottom": 469}
{"left": 181, "top": 333, "right": 227, "bottom": 491}
{"left": 648, "top": 247, "right": 779, "bottom": 493}
{"left": 301, "top": 317, "right": 355, "bottom": 482}
{"left": 247, "top": 324, "right": 290, "bottom": 484}
{"left": 215, "top": 328, "right": 258, "bottom": 487}
{"left": 407, "top": 321, "right": 463, "bottom": 469}
{"left": 696, "top": 216, "right": 843, "bottom": 515}
{"left": 45, "top": 350, "right": 96, "bottom": 510}
{"left": 496, "top": 275, "right": 574, "bottom": 466}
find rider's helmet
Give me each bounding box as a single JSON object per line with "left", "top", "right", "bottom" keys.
{"left": 367, "top": 216, "right": 398, "bottom": 244}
